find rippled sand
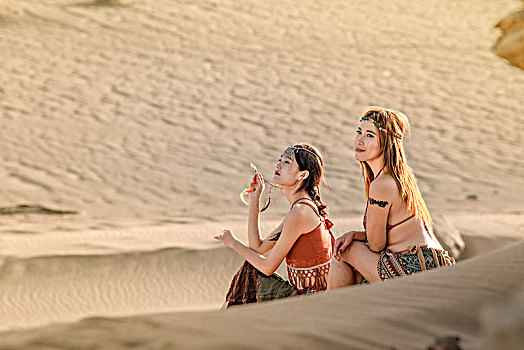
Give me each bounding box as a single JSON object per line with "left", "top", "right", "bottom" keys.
{"left": 0, "top": 0, "right": 523, "bottom": 348}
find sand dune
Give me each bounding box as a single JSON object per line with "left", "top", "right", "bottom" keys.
{"left": 0, "top": 240, "right": 522, "bottom": 349}
{"left": 1, "top": 0, "right": 523, "bottom": 227}
{"left": 0, "top": 214, "right": 521, "bottom": 334}
{"left": 1, "top": 0, "right": 523, "bottom": 348}
{"left": 0, "top": 245, "right": 240, "bottom": 331}
{"left": 0, "top": 218, "right": 296, "bottom": 331}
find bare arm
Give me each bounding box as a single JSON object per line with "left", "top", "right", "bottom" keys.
{"left": 246, "top": 173, "right": 283, "bottom": 254}
{"left": 365, "top": 179, "right": 395, "bottom": 252}
{"left": 215, "top": 208, "right": 307, "bottom": 276}
{"left": 247, "top": 195, "right": 263, "bottom": 249}
{"left": 351, "top": 230, "right": 367, "bottom": 241}
{"left": 254, "top": 221, "right": 284, "bottom": 255}
{"left": 334, "top": 178, "right": 396, "bottom": 259}
{"left": 248, "top": 200, "right": 283, "bottom": 254}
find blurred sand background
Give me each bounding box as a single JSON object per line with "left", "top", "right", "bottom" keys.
{"left": 0, "top": 0, "right": 523, "bottom": 349}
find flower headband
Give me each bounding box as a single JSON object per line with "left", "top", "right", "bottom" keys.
{"left": 282, "top": 145, "right": 320, "bottom": 160}
{"left": 360, "top": 116, "right": 402, "bottom": 139}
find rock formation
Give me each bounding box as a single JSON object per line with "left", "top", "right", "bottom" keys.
{"left": 493, "top": 2, "right": 524, "bottom": 70}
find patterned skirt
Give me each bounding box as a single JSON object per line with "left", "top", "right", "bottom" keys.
{"left": 360, "top": 245, "right": 455, "bottom": 284}
{"left": 225, "top": 261, "right": 295, "bottom": 307}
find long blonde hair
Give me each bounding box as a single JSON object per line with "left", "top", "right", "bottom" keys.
{"left": 359, "top": 107, "right": 432, "bottom": 227}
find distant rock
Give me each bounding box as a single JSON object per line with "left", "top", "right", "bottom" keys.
{"left": 431, "top": 214, "right": 466, "bottom": 260}
{"left": 493, "top": 3, "right": 524, "bottom": 71}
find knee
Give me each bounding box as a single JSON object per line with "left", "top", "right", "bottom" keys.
{"left": 339, "top": 241, "right": 366, "bottom": 264}
{"left": 330, "top": 255, "right": 347, "bottom": 269}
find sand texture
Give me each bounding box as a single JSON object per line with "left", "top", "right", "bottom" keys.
{"left": 0, "top": 241, "right": 522, "bottom": 349}
{"left": 1, "top": 0, "right": 523, "bottom": 223}
{"left": 0, "top": 0, "right": 523, "bottom": 348}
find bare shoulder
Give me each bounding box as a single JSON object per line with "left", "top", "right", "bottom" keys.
{"left": 288, "top": 202, "right": 318, "bottom": 221}
{"left": 369, "top": 174, "right": 398, "bottom": 199}
{"left": 283, "top": 202, "right": 320, "bottom": 234}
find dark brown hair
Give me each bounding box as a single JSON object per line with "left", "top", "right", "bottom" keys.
{"left": 293, "top": 143, "right": 328, "bottom": 218}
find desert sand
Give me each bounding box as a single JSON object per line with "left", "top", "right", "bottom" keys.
{"left": 0, "top": 0, "right": 523, "bottom": 349}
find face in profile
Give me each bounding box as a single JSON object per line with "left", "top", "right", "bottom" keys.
{"left": 354, "top": 120, "right": 382, "bottom": 162}
{"left": 273, "top": 147, "right": 302, "bottom": 186}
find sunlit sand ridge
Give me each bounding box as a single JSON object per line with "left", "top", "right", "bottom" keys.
{"left": 0, "top": 0, "right": 523, "bottom": 348}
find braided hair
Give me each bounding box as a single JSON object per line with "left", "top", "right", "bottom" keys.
{"left": 292, "top": 143, "right": 328, "bottom": 218}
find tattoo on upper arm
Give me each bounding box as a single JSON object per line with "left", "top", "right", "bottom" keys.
{"left": 269, "top": 231, "right": 281, "bottom": 241}
{"left": 369, "top": 197, "right": 389, "bottom": 208}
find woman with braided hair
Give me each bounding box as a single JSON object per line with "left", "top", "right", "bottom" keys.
{"left": 327, "top": 107, "right": 455, "bottom": 289}
{"left": 215, "top": 144, "right": 335, "bottom": 307}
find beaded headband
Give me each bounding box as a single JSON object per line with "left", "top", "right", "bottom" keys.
{"left": 360, "top": 116, "right": 402, "bottom": 139}
{"left": 283, "top": 145, "right": 321, "bottom": 160}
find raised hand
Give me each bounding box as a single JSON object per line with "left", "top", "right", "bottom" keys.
{"left": 214, "top": 229, "right": 240, "bottom": 249}
{"left": 248, "top": 172, "right": 265, "bottom": 202}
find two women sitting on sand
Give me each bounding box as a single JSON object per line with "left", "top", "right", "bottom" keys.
{"left": 215, "top": 107, "right": 455, "bottom": 306}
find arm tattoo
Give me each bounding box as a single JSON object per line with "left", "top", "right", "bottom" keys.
{"left": 369, "top": 197, "right": 389, "bottom": 208}
{"left": 269, "top": 231, "right": 281, "bottom": 241}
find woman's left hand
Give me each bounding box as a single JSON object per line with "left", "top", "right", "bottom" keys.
{"left": 333, "top": 231, "right": 356, "bottom": 261}
{"left": 214, "top": 229, "right": 239, "bottom": 248}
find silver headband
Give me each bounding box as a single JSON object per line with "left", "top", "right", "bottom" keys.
{"left": 282, "top": 145, "right": 320, "bottom": 160}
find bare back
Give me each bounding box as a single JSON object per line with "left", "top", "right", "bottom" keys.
{"left": 369, "top": 172, "right": 443, "bottom": 252}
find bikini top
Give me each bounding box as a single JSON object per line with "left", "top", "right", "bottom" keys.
{"left": 362, "top": 168, "right": 415, "bottom": 233}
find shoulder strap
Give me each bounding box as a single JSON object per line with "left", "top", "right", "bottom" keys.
{"left": 295, "top": 199, "right": 321, "bottom": 218}
{"left": 293, "top": 199, "right": 334, "bottom": 246}
{"left": 388, "top": 214, "right": 416, "bottom": 230}
{"left": 372, "top": 168, "right": 384, "bottom": 181}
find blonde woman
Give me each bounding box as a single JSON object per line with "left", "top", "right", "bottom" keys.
{"left": 327, "top": 107, "right": 454, "bottom": 288}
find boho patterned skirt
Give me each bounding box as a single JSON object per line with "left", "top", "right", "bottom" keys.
{"left": 225, "top": 261, "right": 295, "bottom": 307}
{"left": 360, "top": 245, "right": 455, "bottom": 284}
